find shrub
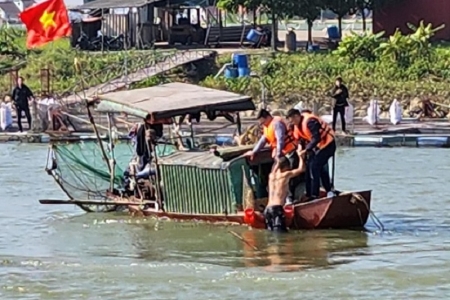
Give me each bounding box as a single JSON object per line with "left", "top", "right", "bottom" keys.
{"left": 201, "top": 22, "right": 450, "bottom": 113}
{"left": 0, "top": 29, "right": 173, "bottom": 95}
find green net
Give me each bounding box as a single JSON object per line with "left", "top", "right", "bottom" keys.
{"left": 52, "top": 141, "right": 133, "bottom": 200}
{"left": 52, "top": 140, "right": 177, "bottom": 200}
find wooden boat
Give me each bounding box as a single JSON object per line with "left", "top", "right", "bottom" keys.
{"left": 41, "top": 82, "right": 372, "bottom": 230}
{"left": 127, "top": 191, "right": 371, "bottom": 230}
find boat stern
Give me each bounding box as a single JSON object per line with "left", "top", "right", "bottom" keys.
{"left": 293, "top": 190, "right": 372, "bottom": 229}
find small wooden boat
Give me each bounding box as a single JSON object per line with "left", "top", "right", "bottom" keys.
{"left": 126, "top": 190, "right": 371, "bottom": 230}
{"left": 41, "top": 83, "right": 373, "bottom": 230}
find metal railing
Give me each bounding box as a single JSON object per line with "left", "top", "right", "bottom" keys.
{"left": 60, "top": 49, "right": 216, "bottom": 108}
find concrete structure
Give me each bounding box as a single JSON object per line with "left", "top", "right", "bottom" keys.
{"left": 373, "top": 0, "right": 450, "bottom": 40}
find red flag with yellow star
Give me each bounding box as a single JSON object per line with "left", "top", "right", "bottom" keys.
{"left": 19, "top": 0, "right": 71, "bottom": 48}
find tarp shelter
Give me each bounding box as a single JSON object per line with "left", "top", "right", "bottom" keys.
{"left": 96, "top": 82, "right": 255, "bottom": 119}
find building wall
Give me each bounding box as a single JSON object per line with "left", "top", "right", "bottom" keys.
{"left": 373, "top": 0, "right": 450, "bottom": 40}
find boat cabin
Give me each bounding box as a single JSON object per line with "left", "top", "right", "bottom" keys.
{"left": 156, "top": 146, "right": 274, "bottom": 214}
{"left": 96, "top": 82, "right": 256, "bottom": 149}
{"left": 95, "top": 82, "right": 280, "bottom": 214}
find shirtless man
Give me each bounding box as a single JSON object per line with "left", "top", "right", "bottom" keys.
{"left": 265, "top": 147, "right": 305, "bottom": 232}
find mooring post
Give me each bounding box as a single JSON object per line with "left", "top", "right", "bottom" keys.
{"left": 313, "top": 101, "right": 319, "bottom": 115}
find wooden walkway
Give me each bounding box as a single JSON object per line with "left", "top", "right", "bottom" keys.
{"left": 62, "top": 50, "right": 216, "bottom": 105}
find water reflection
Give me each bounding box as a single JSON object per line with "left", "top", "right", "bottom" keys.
{"left": 241, "top": 230, "right": 368, "bottom": 272}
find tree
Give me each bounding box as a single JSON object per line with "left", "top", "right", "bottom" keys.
{"left": 217, "top": 0, "right": 262, "bottom": 24}
{"left": 0, "top": 28, "right": 30, "bottom": 73}
{"left": 243, "top": 0, "right": 263, "bottom": 25}
{"left": 217, "top": 0, "right": 285, "bottom": 50}
{"left": 355, "top": 0, "right": 369, "bottom": 31}
{"left": 216, "top": 0, "right": 243, "bottom": 11}
{"left": 288, "top": 0, "right": 324, "bottom": 47}
{"left": 261, "top": 0, "right": 285, "bottom": 50}
{"left": 323, "top": 0, "right": 355, "bottom": 38}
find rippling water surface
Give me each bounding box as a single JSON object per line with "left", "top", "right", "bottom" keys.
{"left": 1, "top": 144, "right": 450, "bottom": 299}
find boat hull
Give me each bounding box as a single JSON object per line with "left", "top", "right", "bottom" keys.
{"left": 292, "top": 190, "right": 371, "bottom": 229}
{"left": 128, "top": 190, "right": 372, "bottom": 230}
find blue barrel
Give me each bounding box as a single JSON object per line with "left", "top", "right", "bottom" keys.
{"left": 246, "top": 29, "right": 260, "bottom": 44}
{"left": 233, "top": 53, "right": 249, "bottom": 69}
{"left": 327, "top": 26, "right": 340, "bottom": 39}
{"left": 224, "top": 67, "right": 238, "bottom": 78}
{"left": 238, "top": 67, "right": 250, "bottom": 77}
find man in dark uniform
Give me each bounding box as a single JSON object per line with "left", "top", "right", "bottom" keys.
{"left": 287, "top": 108, "right": 337, "bottom": 201}
{"left": 331, "top": 77, "right": 349, "bottom": 133}
{"left": 12, "top": 76, "right": 34, "bottom": 132}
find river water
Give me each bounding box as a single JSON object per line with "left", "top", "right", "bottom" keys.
{"left": 1, "top": 144, "right": 449, "bottom": 299}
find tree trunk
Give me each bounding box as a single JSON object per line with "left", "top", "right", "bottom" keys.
{"left": 253, "top": 8, "right": 256, "bottom": 27}
{"left": 307, "top": 19, "right": 313, "bottom": 46}
{"left": 361, "top": 7, "right": 366, "bottom": 31}
{"left": 271, "top": 13, "right": 277, "bottom": 51}
{"left": 338, "top": 16, "right": 342, "bottom": 38}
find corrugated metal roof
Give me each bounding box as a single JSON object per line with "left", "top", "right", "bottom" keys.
{"left": 158, "top": 150, "right": 231, "bottom": 169}
{"left": 96, "top": 82, "right": 255, "bottom": 119}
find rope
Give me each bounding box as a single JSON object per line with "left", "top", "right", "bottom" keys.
{"left": 228, "top": 230, "right": 259, "bottom": 251}
{"left": 350, "top": 193, "right": 385, "bottom": 232}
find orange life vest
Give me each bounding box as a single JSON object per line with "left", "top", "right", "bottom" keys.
{"left": 294, "top": 113, "right": 334, "bottom": 150}
{"left": 262, "top": 116, "right": 297, "bottom": 157}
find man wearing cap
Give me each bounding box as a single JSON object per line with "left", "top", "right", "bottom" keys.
{"left": 243, "top": 109, "right": 300, "bottom": 203}
{"left": 286, "top": 108, "right": 336, "bottom": 201}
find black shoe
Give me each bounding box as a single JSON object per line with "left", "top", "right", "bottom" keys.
{"left": 304, "top": 196, "right": 318, "bottom": 202}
